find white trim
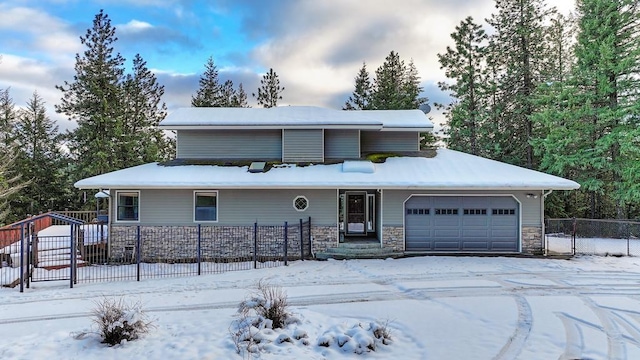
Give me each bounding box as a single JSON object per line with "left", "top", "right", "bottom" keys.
{"left": 193, "top": 190, "right": 219, "bottom": 223}
{"left": 160, "top": 124, "right": 384, "bottom": 130}
{"left": 114, "top": 190, "right": 140, "bottom": 223}
{"left": 281, "top": 129, "right": 285, "bottom": 162}
{"left": 401, "top": 194, "right": 522, "bottom": 253}
{"left": 293, "top": 195, "right": 309, "bottom": 212}
{"left": 321, "top": 129, "right": 325, "bottom": 163}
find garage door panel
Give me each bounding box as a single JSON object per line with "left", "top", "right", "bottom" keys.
{"left": 463, "top": 229, "right": 490, "bottom": 237}
{"left": 434, "top": 217, "right": 460, "bottom": 226}
{"left": 434, "top": 241, "right": 460, "bottom": 250}
{"left": 463, "top": 217, "right": 488, "bottom": 226}
{"left": 434, "top": 229, "right": 461, "bottom": 238}
{"left": 405, "top": 196, "right": 520, "bottom": 252}
{"left": 463, "top": 241, "right": 489, "bottom": 250}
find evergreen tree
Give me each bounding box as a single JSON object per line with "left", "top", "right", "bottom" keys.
{"left": 343, "top": 62, "right": 372, "bottom": 110}
{"left": 253, "top": 68, "right": 284, "bottom": 108}
{"left": 437, "top": 16, "right": 488, "bottom": 156}
{"left": 534, "top": 0, "right": 640, "bottom": 219}
{"left": 0, "top": 145, "right": 22, "bottom": 225}
{"left": 371, "top": 51, "right": 408, "bottom": 109}
{"left": 12, "top": 91, "right": 68, "bottom": 216}
{"left": 191, "top": 57, "right": 223, "bottom": 107}
{"left": 231, "top": 83, "right": 249, "bottom": 108}
{"left": 0, "top": 87, "right": 16, "bottom": 145}
{"left": 121, "top": 54, "right": 174, "bottom": 164}
{"left": 486, "top": 0, "right": 554, "bottom": 168}
{"left": 56, "top": 10, "right": 126, "bottom": 182}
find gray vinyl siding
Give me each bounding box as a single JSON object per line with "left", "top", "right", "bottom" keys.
{"left": 176, "top": 130, "right": 282, "bottom": 159}
{"left": 324, "top": 129, "right": 360, "bottom": 159}
{"left": 361, "top": 131, "right": 418, "bottom": 153}
{"left": 121, "top": 189, "right": 337, "bottom": 226}
{"left": 283, "top": 129, "right": 324, "bottom": 162}
{"left": 382, "top": 190, "right": 541, "bottom": 227}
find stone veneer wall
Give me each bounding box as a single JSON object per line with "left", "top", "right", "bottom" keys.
{"left": 310, "top": 226, "right": 338, "bottom": 254}
{"left": 109, "top": 225, "right": 313, "bottom": 262}
{"left": 382, "top": 226, "right": 404, "bottom": 252}
{"left": 522, "top": 226, "right": 543, "bottom": 254}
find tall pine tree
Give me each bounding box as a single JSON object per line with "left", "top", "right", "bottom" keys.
{"left": 486, "top": 0, "right": 554, "bottom": 168}
{"left": 535, "top": 0, "right": 640, "bottom": 219}
{"left": 12, "top": 91, "right": 68, "bottom": 216}
{"left": 121, "top": 54, "right": 174, "bottom": 164}
{"left": 253, "top": 68, "right": 284, "bottom": 108}
{"left": 191, "top": 57, "right": 223, "bottom": 107}
{"left": 438, "top": 16, "right": 488, "bottom": 156}
{"left": 56, "top": 10, "right": 125, "bottom": 181}
{"left": 343, "top": 62, "right": 372, "bottom": 110}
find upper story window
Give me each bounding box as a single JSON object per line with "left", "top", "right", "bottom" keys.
{"left": 194, "top": 191, "right": 218, "bottom": 222}
{"left": 116, "top": 191, "right": 139, "bottom": 222}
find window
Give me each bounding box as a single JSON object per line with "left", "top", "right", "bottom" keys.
{"left": 492, "top": 208, "right": 515, "bottom": 215}
{"left": 464, "top": 209, "right": 487, "bottom": 215}
{"left": 435, "top": 208, "right": 458, "bottom": 215}
{"left": 294, "top": 196, "right": 309, "bottom": 211}
{"left": 194, "top": 191, "right": 218, "bottom": 222}
{"left": 406, "top": 208, "right": 429, "bottom": 215}
{"left": 117, "top": 191, "right": 139, "bottom": 222}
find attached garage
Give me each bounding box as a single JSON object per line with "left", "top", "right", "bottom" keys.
{"left": 405, "top": 196, "right": 519, "bottom": 252}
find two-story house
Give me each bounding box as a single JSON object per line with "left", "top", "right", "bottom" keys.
{"left": 75, "top": 106, "right": 579, "bottom": 257}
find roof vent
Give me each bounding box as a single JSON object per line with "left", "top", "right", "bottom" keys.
{"left": 248, "top": 162, "right": 267, "bottom": 173}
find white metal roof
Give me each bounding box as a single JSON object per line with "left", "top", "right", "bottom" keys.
{"left": 159, "top": 106, "right": 433, "bottom": 131}
{"left": 74, "top": 149, "right": 580, "bottom": 191}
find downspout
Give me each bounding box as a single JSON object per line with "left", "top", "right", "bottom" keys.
{"left": 542, "top": 190, "right": 553, "bottom": 256}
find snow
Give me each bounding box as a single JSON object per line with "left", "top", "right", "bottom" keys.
{"left": 547, "top": 234, "right": 640, "bottom": 256}
{"left": 159, "top": 106, "right": 433, "bottom": 130}
{"left": 75, "top": 148, "right": 580, "bottom": 190}
{"left": 2, "top": 256, "right": 640, "bottom": 359}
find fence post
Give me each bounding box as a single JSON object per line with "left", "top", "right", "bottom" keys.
{"left": 572, "top": 218, "right": 576, "bottom": 256}
{"left": 299, "top": 218, "right": 304, "bottom": 261}
{"left": 627, "top": 222, "right": 631, "bottom": 257}
{"left": 19, "top": 224, "right": 25, "bottom": 293}
{"left": 197, "top": 224, "right": 202, "bottom": 276}
{"left": 253, "top": 222, "right": 257, "bottom": 269}
{"left": 284, "top": 221, "right": 288, "bottom": 266}
{"left": 136, "top": 226, "right": 141, "bottom": 282}
{"left": 70, "top": 223, "right": 76, "bottom": 288}
{"left": 308, "top": 216, "right": 312, "bottom": 258}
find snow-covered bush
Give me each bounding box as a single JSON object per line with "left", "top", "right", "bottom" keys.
{"left": 230, "top": 280, "right": 303, "bottom": 356}
{"left": 91, "top": 297, "right": 152, "bottom": 346}
{"left": 317, "top": 321, "right": 393, "bottom": 354}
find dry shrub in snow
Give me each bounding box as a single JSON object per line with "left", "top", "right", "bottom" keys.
{"left": 230, "top": 280, "right": 303, "bottom": 356}
{"left": 91, "top": 297, "right": 152, "bottom": 346}
{"left": 317, "top": 321, "right": 393, "bottom": 354}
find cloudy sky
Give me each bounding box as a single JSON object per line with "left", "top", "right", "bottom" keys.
{"left": 0, "top": 0, "right": 575, "bottom": 133}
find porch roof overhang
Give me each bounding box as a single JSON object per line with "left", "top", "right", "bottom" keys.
{"left": 75, "top": 149, "right": 580, "bottom": 191}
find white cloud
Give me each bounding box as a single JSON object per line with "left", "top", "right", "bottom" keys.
{"left": 117, "top": 19, "right": 154, "bottom": 33}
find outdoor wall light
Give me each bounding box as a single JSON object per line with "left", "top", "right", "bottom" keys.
{"left": 526, "top": 193, "right": 539, "bottom": 199}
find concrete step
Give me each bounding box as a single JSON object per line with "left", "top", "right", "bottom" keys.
{"left": 316, "top": 245, "right": 403, "bottom": 260}
{"left": 336, "top": 242, "right": 382, "bottom": 249}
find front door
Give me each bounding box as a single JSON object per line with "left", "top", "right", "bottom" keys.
{"left": 346, "top": 192, "right": 367, "bottom": 235}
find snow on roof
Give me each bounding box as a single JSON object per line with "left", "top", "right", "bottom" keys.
{"left": 74, "top": 149, "right": 580, "bottom": 191}
{"left": 159, "top": 106, "right": 433, "bottom": 131}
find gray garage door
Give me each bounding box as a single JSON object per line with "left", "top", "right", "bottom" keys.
{"left": 405, "top": 196, "right": 519, "bottom": 252}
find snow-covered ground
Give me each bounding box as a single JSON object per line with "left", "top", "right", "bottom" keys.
{"left": 2, "top": 255, "right": 640, "bottom": 359}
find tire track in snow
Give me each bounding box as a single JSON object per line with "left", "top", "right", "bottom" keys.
{"left": 493, "top": 295, "right": 532, "bottom": 360}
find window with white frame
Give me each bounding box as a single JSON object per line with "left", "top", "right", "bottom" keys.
{"left": 194, "top": 191, "right": 218, "bottom": 221}
{"left": 293, "top": 195, "right": 309, "bottom": 211}
{"left": 116, "top": 191, "right": 139, "bottom": 221}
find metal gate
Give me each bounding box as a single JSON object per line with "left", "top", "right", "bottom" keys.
{"left": 12, "top": 213, "right": 86, "bottom": 292}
